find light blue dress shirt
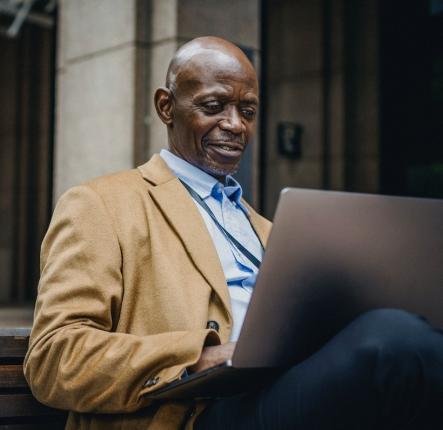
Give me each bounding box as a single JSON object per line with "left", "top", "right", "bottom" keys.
{"left": 160, "top": 149, "right": 263, "bottom": 341}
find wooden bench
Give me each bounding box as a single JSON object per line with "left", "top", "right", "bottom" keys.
{"left": 0, "top": 328, "right": 67, "bottom": 429}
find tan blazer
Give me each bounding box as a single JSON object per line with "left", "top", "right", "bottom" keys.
{"left": 24, "top": 154, "right": 272, "bottom": 430}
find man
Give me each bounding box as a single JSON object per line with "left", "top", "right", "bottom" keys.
{"left": 25, "top": 36, "right": 443, "bottom": 430}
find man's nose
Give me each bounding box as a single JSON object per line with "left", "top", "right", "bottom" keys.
{"left": 219, "top": 107, "right": 244, "bottom": 134}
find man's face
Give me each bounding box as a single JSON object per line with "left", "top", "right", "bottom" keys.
{"left": 168, "top": 52, "right": 259, "bottom": 180}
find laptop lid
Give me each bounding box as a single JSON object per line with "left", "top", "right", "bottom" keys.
{"left": 232, "top": 188, "right": 443, "bottom": 368}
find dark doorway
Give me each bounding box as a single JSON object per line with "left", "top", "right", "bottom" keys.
{"left": 0, "top": 14, "right": 55, "bottom": 304}
{"left": 379, "top": 0, "right": 443, "bottom": 199}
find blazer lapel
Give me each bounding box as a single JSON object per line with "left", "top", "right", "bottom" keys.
{"left": 138, "top": 155, "right": 233, "bottom": 323}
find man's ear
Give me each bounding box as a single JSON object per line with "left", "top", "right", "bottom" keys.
{"left": 154, "top": 87, "right": 174, "bottom": 125}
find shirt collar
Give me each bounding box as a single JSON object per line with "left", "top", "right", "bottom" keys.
{"left": 159, "top": 149, "right": 248, "bottom": 214}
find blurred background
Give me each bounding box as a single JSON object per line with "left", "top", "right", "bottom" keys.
{"left": 0, "top": 0, "right": 442, "bottom": 312}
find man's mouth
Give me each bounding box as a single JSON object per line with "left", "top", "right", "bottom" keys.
{"left": 207, "top": 138, "right": 244, "bottom": 149}
{"left": 220, "top": 145, "right": 235, "bottom": 151}
{"left": 207, "top": 141, "right": 244, "bottom": 158}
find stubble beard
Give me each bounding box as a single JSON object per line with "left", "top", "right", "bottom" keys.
{"left": 202, "top": 159, "right": 240, "bottom": 182}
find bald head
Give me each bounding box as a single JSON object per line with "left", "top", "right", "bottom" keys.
{"left": 166, "top": 36, "right": 257, "bottom": 93}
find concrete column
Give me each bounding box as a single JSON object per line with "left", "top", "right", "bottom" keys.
{"left": 264, "top": 0, "right": 379, "bottom": 217}
{"left": 54, "top": 0, "right": 149, "bottom": 198}
{"left": 265, "top": 0, "right": 325, "bottom": 216}
{"left": 138, "top": 0, "right": 178, "bottom": 162}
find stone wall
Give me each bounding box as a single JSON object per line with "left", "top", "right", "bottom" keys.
{"left": 54, "top": 0, "right": 146, "bottom": 199}
{"left": 263, "top": 0, "right": 379, "bottom": 217}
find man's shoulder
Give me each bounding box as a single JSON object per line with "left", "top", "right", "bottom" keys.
{"left": 83, "top": 168, "right": 145, "bottom": 196}
{"left": 54, "top": 168, "right": 150, "bottom": 218}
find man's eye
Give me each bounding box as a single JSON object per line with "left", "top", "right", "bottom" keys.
{"left": 203, "top": 102, "right": 223, "bottom": 113}
{"left": 241, "top": 108, "right": 256, "bottom": 119}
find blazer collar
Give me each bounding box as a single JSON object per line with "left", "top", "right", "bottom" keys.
{"left": 138, "top": 153, "right": 177, "bottom": 185}
{"left": 138, "top": 155, "right": 271, "bottom": 323}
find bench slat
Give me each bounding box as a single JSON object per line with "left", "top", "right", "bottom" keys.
{"left": 0, "top": 337, "right": 29, "bottom": 360}
{"left": 0, "top": 424, "right": 65, "bottom": 430}
{"left": 0, "top": 365, "right": 28, "bottom": 389}
{"left": 0, "top": 330, "right": 67, "bottom": 428}
{"left": 0, "top": 394, "right": 65, "bottom": 418}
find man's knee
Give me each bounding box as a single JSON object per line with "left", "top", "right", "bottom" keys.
{"left": 348, "top": 308, "right": 439, "bottom": 371}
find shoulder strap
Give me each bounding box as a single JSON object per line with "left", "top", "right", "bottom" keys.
{"left": 179, "top": 179, "right": 262, "bottom": 270}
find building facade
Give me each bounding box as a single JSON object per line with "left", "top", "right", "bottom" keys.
{"left": 0, "top": 0, "right": 442, "bottom": 305}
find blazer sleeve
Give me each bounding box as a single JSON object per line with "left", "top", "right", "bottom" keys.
{"left": 23, "top": 185, "right": 220, "bottom": 414}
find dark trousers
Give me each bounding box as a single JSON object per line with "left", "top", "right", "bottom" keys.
{"left": 195, "top": 309, "right": 443, "bottom": 430}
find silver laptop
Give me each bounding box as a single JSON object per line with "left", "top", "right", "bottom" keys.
{"left": 145, "top": 188, "right": 443, "bottom": 400}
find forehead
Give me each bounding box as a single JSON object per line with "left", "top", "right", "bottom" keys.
{"left": 174, "top": 51, "right": 258, "bottom": 96}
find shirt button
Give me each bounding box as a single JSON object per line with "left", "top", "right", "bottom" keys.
{"left": 144, "top": 376, "right": 160, "bottom": 388}
{"left": 206, "top": 320, "right": 220, "bottom": 332}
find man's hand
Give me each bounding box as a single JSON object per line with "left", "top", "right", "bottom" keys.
{"left": 189, "top": 342, "right": 236, "bottom": 373}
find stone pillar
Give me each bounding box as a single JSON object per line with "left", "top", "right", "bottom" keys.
{"left": 264, "top": 0, "right": 325, "bottom": 216}
{"left": 54, "top": 0, "right": 149, "bottom": 198}
{"left": 263, "top": 0, "right": 379, "bottom": 217}
{"left": 137, "top": 0, "right": 178, "bottom": 163}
